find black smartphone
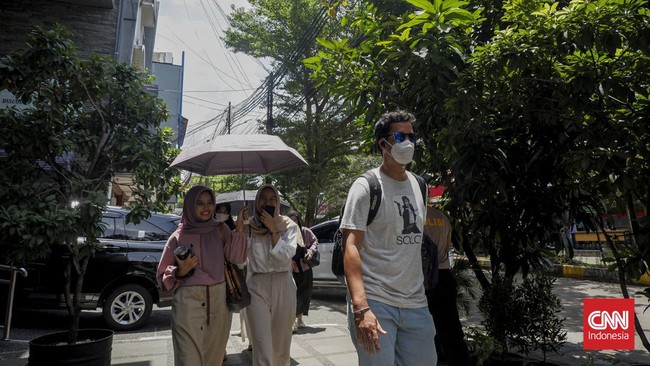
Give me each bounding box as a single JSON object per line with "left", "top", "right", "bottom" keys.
{"left": 264, "top": 205, "right": 275, "bottom": 217}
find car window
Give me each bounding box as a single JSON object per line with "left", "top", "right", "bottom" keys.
{"left": 147, "top": 215, "right": 181, "bottom": 235}
{"left": 100, "top": 215, "right": 128, "bottom": 240}
{"left": 125, "top": 217, "right": 177, "bottom": 241}
{"left": 311, "top": 222, "right": 338, "bottom": 243}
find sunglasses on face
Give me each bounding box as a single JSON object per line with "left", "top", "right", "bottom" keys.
{"left": 384, "top": 131, "right": 418, "bottom": 144}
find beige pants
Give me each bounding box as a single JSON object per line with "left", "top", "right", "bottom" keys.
{"left": 247, "top": 271, "right": 297, "bottom": 366}
{"left": 172, "top": 282, "right": 231, "bottom": 366}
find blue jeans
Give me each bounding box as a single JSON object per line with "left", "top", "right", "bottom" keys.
{"left": 347, "top": 298, "right": 437, "bottom": 366}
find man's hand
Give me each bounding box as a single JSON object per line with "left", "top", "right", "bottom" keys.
{"left": 354, "top": 309, "right": 387, "bottom": 354}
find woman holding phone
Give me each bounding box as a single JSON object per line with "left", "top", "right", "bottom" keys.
{"left": 245, "top": 184, "right": 302, "bottom": 366}
{"left": 156, "top": 185, "right": 248, "bottom": 366}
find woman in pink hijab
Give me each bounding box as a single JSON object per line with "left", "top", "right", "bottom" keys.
{"left": 157, "top": 185, "right": 248, "bottom": 366}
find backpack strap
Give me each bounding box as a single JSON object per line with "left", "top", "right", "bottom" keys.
{"left": 362, "top": 170, "right": 382, "bottom": 226}
{"left": 363, "top": 170, "right": 426, "bottom": 226}
{"left": 413, "top": 174, "right": 427, "bottom": 204}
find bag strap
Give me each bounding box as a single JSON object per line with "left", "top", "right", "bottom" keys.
{"left": 413, "top": 173, "right": 427, "bottom": 205}
{"left": 362, "top": 170, "right": 426, "bottom": 226}
{"left": 362, "top": 170, "right": 382, "bottom": 226}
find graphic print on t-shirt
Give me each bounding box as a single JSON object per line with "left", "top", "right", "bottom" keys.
{"left": 393, "top": 195, "right": 421, "bottom": 234}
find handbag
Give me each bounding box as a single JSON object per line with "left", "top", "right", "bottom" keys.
{"left": 224, "top": 261, "right": 251, "bottom": 312}
{"left": 304, "top": 250, "right": 320, "bottom": 268}
{"left": 331, "top": 229, "right": 344, "bottom": 277}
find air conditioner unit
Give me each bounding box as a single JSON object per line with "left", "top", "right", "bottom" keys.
{"left": 140, "top": 0, "right": 156, "bottom": 28}
{"left": 132, "top": 44, "right": 146, "bottom": 71}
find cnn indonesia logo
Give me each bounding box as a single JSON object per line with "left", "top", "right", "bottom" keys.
{"left": 583, "top": 298, "right": 635, "bottom": 350}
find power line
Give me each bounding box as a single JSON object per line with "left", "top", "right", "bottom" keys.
{"left": 182, "top": 4, "right": 330, "bottom": 145}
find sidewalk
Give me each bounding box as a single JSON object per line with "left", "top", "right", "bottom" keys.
{"left": 2, "top": 259, "right": 650, "bottom": 365}
{"left": 109, "top": 317, "right": 358, "bottom": 366}
{"left": 0, "top": 313, "right": 359, "bottom": 366}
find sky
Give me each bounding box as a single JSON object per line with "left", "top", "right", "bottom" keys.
{"left": 154, "top": 0, "right": 270, "bottom": 146}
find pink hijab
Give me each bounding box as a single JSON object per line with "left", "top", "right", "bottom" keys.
{"left": 179, "top": 186, "right": 221, "bottom": 234}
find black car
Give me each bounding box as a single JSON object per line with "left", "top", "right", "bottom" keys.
{"left": 9, "top": 206, "right": 180, "bottom": 331}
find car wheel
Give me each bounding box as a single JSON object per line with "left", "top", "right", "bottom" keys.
{"left": 102, "top": 284, "right": 153, "bottom": 331}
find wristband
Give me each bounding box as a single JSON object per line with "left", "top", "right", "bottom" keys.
{"left": 353, "top": 307, "right": 371, "bottom": 316}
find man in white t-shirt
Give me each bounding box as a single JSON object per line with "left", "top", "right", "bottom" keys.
{"left": 340, "top": 110, "right": 437, "bottom": 366}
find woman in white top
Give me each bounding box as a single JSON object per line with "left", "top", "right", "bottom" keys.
{"left": 245, "top": 184, "right": 302, "bottom": 366}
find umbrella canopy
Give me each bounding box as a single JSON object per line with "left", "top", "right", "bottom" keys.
{"left": 215, "top": 190, "right": 291, "bottom": 215}
{"left": 171, "top": 134, "right": 308, "bottom": 175}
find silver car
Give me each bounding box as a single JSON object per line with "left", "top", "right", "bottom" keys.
{"left": 310, "top": 219, "right": 346, "bottom": 288}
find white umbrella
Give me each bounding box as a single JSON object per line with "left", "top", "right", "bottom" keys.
{"left": 215, "top": 190, "right": 291, "bottom": 214}
{"left": 171, "top": 134, "right": 307, "bottom": 175}
{"left": 171, "top": 134, "right": 308, "bottom": 202}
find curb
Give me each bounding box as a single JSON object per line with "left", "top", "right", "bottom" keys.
{"left": 475, "top": 258, "right": 650, "bottom": 285}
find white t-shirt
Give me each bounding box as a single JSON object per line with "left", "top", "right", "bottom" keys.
{"left": 340, "top": 168, "right": 427, "bottom": 308}
{"left": 247, "top": 225, "right": 299, "bottom": 274}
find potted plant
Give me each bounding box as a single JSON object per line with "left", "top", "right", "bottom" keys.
{"left": 477, "top": 272, "right": 527, "bottom": 366}
{"left": 0, "top": 25, "right": 181, "bottom": 364}
{"left": 465, "top": 325, "right": 498, "bottom": 366}
{"left": 510, "top": 274, "right": 566, "bottom": 365}
{"left": 477, "top": 271, "right": 567, "bottom": 366}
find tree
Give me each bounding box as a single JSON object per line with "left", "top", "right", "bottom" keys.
{"left": 223, "top": 0, "right": 359, "bottom": 225}
{"left": 306, "top": 0, "right": 488, "bottom": 279}
{"left": 312, "top": 0, "right": 650, "bottom": 351}
{"left": 0, "top": 25, "right": 181, "bottom": 343}
{"left": 442, "top": 0, "right": 650, "bottom": 350}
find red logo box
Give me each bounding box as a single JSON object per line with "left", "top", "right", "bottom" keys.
{"left": 583, "top": 298, "right": 634, "bottom": 350}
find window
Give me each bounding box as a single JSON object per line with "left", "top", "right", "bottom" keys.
{"left": 147, "top": 215, "right": 180, "bottom": 235}
{"left": 312, "top": 221, "right": 338, "bottom": 243}
{"left": 125, "top": 217, "right": 177, "bottom": 241}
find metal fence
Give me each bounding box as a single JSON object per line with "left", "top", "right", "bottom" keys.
{"left": 0, "top": 264, "right": 28, "bottom": 340}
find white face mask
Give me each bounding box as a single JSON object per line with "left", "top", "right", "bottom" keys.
{"left": 214, "top": 213, "right": 229, "bottom": 223}
{"left": 385, "top": 139, "right": 415, "bottom": 165}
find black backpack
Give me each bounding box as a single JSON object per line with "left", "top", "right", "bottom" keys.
{"left": 421, "top": 234, "right": 439, "bottom": 289}
{"left": 331, "top": 170, "right": 428, "bottom": 279}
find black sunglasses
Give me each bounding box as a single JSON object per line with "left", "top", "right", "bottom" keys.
{"left": 384, "top": 131, "right": 418, "bottom": 144}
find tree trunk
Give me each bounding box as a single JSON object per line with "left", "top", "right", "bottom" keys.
{"left": 625, "top": 195, "right": 650, "bottom": 353}
{"left": 460, "top": 231, "right": 490, "bottom": 289}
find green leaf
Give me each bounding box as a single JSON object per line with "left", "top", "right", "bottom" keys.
{"left": 405, "top": 0, "right": 437, "bottom": 13}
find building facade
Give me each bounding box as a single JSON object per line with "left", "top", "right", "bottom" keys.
{"left": 0, "top": 0, "right": 174, "bottom": 206}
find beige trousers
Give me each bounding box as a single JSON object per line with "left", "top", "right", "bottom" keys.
{"left": 247, "top": 271, "right": 297, "bottom": 366}
{"left": 172, "top": 282, "right": 232, "bottom": 366}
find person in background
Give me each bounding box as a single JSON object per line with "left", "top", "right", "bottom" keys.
{"left": 215, "top": 201, "right": 245, "bottom": 360}
{"left": 245, "top": 184, "right": 302, "bottom": 366}
{"left": 424, "top": 198, "right": 471, "bottom": 366}
{"left": 340, "top": 109, "right": 436, "bottom": 365}
{"left": 215, "top": 202, "right": 237, "bottom": 231}
{"left": 157, "top": 186, "right": 248, "bottom": 366}
{"left": 288, "top": 210, "right": 319, "bottom": 332}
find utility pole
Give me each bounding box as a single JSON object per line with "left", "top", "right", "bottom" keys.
{"left": 265, "top": 72, "right": 274, "bottom": 184}
{"left": 227, "top": 101, "right": 231, "bottom": 134}
{"left": 266, "top": 72, "right": 274, "bottom": 134}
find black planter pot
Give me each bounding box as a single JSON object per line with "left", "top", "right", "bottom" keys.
{"left": 28, "top": 328, "right": 113, "bottom": 366}
{"left": 483, "top": 352, "right": 526, "bottom": 366}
